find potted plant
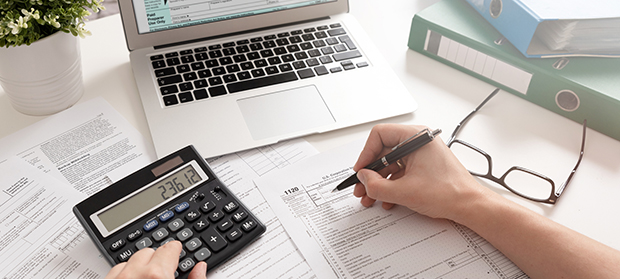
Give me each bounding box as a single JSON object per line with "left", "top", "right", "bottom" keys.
{"left": 0, "top": 0, "right": 105, "bottom": 115}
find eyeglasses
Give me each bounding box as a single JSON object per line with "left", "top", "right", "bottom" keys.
{"left": 446, "top": 88, "right": 586, "bottom": 204}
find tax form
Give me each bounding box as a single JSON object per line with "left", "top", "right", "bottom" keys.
{"left": 255, "top": 139, "right": 529, "bottom": 279}
{"left": 0, "top": 97, "right": 156, "bottom": 196}
{"left": 0, "top": 97, "right": 320, "bottom": 278}
{"left": 0, "top": 157, "right": 110, "bottom": 278}
{"left": 205, "top": 139, "right": 319, "bottom": 279}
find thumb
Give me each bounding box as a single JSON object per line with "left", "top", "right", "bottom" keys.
{"left": 188, "top": 262, "right": 207, "bottom": 279}
{"left": 357, "top": 169, "right": 399, "bottom": 204}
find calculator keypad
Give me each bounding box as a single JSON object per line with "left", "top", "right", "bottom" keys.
{"left": 104, "top": 187, "right": 262, "bottom": 279}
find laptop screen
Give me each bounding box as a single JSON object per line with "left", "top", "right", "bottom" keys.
{"left": 133, "top": 0, "right": 337, "bottom": 34}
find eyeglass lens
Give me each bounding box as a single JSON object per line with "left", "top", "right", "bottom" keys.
{"left": 449, "top": 141, "right": 554, "bottom": 200}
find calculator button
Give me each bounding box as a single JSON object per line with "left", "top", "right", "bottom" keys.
{"left": 177, "top": 228, "right": 194, "bottom": 242}
{"left": 185, "top": 238, "right": 202, "bottom": 252}
{"left": 135, "top": 237, "right": 153, "bottom": 250}
{"left": 226, "top": 229, "right": 243, "bottom": 242}
{"left": 193, "top": 219, "right": 209, "bottom": 232}
{"left": 160, "top": 238, "right": 175, "bottom": 246}
{"left": 208, "top": 210, "right": 224, "bottom": 223}
{"left": 168, "top": 218, "right": 185, "bottom": 232}
{"left": 241, "top": 219, "right": 258, "bottom": 232}
{"left": 232, "top": 211, "right": 247, "bottom": 223}
{"left": 201, "top": 229, "right": 227, "bottom": 252}
{"left": 117, "top": 248, "right": 134, "bottom": 262}
{"left": 194, "top": 247, "right": 212, "bottom": 262}
{"left": 196, "top": 192, "right": 206, "bottom": 201}
{"left": 127, "top": 229, "right": 143, "bottom": 241}
{"left": 159, "top": 210, "right": 175, "bottom": 222}
{"left": 152, "top": 228, "right": 169, "bottom": 242}
{"left": 110, "top": 239, "right": 126, "bottom": 251}
{"left": 223, "top": 201, "right": 238, "bottom": 213}
{"left": 185, "top": 210, "right": 201, "bottom": 222}
{"left": 144, "top": 220, "right": 159, "bottom": 232}
{"left": 217, "top": 219, "right": 233, "bottom": 232}
{"left": 199, "top": 201, "right": 216, "bottom": 213}
{"left": 178, "top": 258, "right": 195, "bottom": 272}
{"left": 175, "top": 202, "right": 190, "bottom": 213}
{"left": 180, "top": 249, "right": 186, "bottom": 259}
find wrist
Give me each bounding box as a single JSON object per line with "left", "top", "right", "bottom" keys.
{"left": 445, "top": 176, "right": 500, "bottom": 226}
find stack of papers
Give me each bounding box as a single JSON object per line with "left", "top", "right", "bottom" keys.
{"left": 0, "top": 97, "right": 528, "bottom": 278}
{"left": 536, "top": 18, "right": 620, "bottom": 55}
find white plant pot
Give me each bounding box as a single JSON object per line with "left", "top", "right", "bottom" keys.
{"left": 0, "top": 31, "right": 84, "bottom": 116}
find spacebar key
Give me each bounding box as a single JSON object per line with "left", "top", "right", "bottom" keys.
{"left": 227, "top": 72, "right": 298, "bottom": 93}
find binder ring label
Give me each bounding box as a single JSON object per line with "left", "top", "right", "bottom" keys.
{"left": 489, "top": 0, "right": 503, "bottom": 18}
{"left": 555, "top": 90, "right": 580, "bottom": 112}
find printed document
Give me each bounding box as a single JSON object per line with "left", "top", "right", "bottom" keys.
{"left": 206, "top": 139, "right": 318, "bottom": 278}
{"left": 0, "top": 97, "right": 322, "bottom": 278}
{"left": 255, "top": 139, "right": 528, "bottom": 279}
{"left": 0, "top": 157, "right": 109, "bottom": 278}
{"left": 0, "top": 97, "right": 156, "bottom": 279}
{"left": 0, "top": 97, "right": 156, "bottom": 196}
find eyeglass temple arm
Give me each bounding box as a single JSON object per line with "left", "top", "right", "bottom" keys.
{"left": 556, "top": 120, "right": 587, "bottom": 197}
{"left": 448, "top": 88, "right": 501, "bottom": 144}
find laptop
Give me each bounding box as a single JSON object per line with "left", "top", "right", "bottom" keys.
{"left": 118, "top": 0, "right": 418, "bottom": 158}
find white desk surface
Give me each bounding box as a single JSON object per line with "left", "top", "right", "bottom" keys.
{"left": 2, "top": 0, "right": 619, "bottom": 253}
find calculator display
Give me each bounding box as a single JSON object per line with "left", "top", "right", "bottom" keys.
{"left": 97, "top": 164, "right": 203, "bottom": 232}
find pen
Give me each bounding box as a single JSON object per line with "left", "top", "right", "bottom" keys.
{"left": 331, "top": 128, "right": 442, "bottom": 192}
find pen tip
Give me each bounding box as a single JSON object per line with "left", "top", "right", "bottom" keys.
{"left": 331, "top": 188, "right": 338, "bottom": 193}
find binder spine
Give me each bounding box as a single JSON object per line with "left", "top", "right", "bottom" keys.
{"left": 408, "top": 14, "right": 620, "bottom": 141}
{"left": 465, "top": 0, "right": 541, "bottom": 57}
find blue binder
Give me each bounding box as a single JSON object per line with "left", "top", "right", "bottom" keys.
{"left": 465, "top": 0, "right": 620, "bottom": 58}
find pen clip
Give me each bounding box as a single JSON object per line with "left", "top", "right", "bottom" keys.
{"left": 392, "top": 128, "right": 431, "bottom": 151}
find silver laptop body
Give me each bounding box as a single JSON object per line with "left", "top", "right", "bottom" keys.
{"left": 118, "top": 0, "right": 417, "bottom": 158}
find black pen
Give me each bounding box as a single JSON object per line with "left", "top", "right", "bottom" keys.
{"left": 331, "top": 128, "right": 442, "bottom": 192}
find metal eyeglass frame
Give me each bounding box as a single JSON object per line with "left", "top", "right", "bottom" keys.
{"left": 445, "top": 88, "right": 586, "bottom": 204}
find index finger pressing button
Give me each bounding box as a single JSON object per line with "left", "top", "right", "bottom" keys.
{"left": 194, "top": 247, "right": 212, "bottom": 262}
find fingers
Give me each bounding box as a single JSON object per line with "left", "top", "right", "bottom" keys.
{"left": 126, "top": 247, "right": 156, "bottom": 266}
{"left": 104, "top": 263, "right": 126, "bottom": 279}
{"left": 353, "top": 183, "right": 366, "bottom": 198}
{"left": 188, "top": 262, "right": 207, "bottom": 279}
{"left": 150, "top": 241, "right": 183, "bottom": 273}
{"left": 382, "top": 202, "right": 395, "bottom": 210}
{"left": 357, "top": 169, "right": 403, "bottom": 205}
{"left": 354, "top": 124, "right": 428, "bottom": 172}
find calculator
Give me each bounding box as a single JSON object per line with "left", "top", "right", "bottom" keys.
{"left": 73, "top": 145, "right": 266, "bottom": 277}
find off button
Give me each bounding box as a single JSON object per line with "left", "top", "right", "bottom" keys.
{"left": 110, "top": 239, "right": 126, "bottom": 251}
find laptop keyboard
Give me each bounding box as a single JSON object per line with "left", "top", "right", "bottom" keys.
{"left": 149, "top": 23, "right": 368, "bottom": 107}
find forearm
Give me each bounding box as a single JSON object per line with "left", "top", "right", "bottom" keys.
{"left": 456, "top": 189, "right": 620, "bottom": 279}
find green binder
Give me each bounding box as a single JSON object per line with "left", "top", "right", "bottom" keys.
{"left": 408, "top": 0, "right": 620, "bottom": 141}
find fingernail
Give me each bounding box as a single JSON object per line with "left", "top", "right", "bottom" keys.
{"left": 357, "top": 171, "right": 366, "bottom": 185}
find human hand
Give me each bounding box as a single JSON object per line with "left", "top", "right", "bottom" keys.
{"left": 104, "top": 241, "right": 207, "bottom": 279}
{"left": 352, "top": 124, "right": 492, "bottom": 222}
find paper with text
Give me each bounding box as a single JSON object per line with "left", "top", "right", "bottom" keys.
{"left": 255, "top": 139, "right": 528, "bottom": 279}
{"left": 0, "top": 157, "right": 110, "bottom": 278}
{"left": 206, "top": 139, "right": 318, "bottom": 279}
{"left": 0, "top": 97, "right": 156, "bottom": 196}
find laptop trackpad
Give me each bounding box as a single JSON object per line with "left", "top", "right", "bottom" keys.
{"left": 237, "top": 85, "right": 335, "bottom": 140}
